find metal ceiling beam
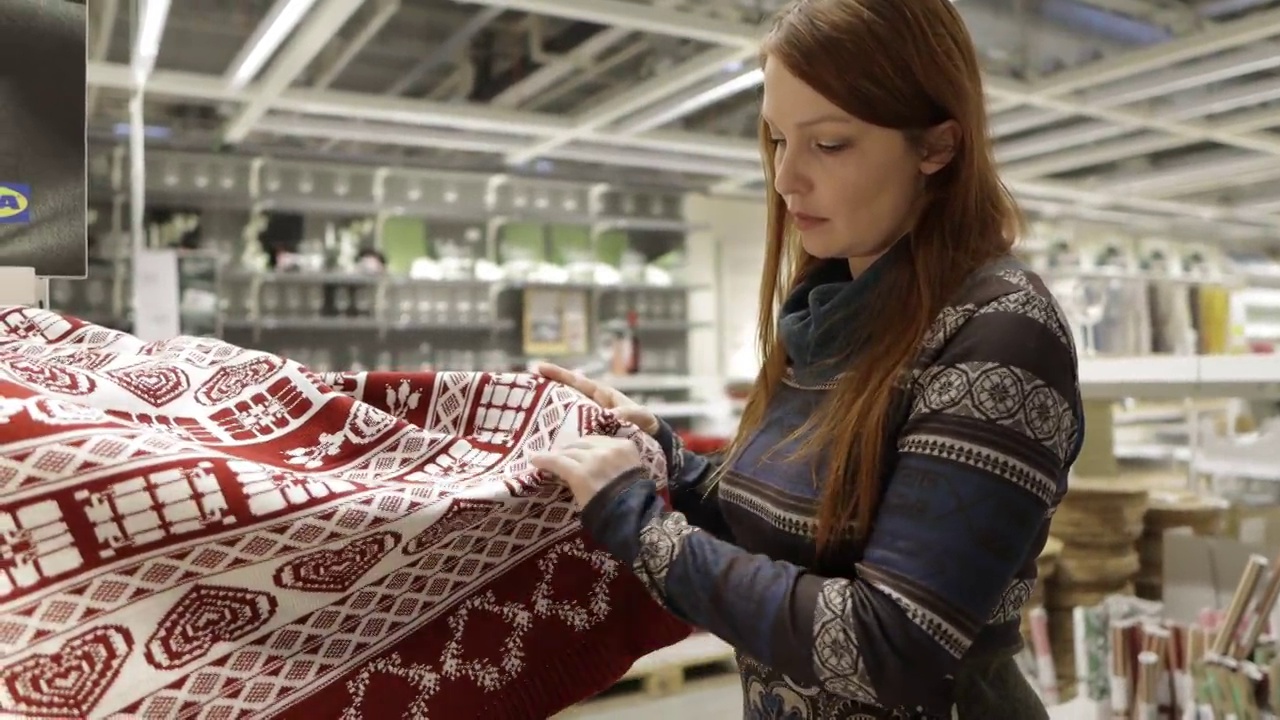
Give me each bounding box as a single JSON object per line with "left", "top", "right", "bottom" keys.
{"left": 506, "top": 44, "right": 758, "bottom": 164}
{"left": 1001, "top": 77, "right": 1280, "bottom": 178}
{"left": 992, "top": 42, "right": 1280, "bottom": 139}
{"left": 985, "top": 75, "right": 1280, "bottom": 158}
{"left": 1009, "top": 178, "right": 1280, "bottom": 227}
{"left": 1094, "top": 150, "right": 1280, "bottom": 198}
{"left": 1019, "top": 6, "right": 1280, "bottom": 96}
{"left": 709, "top": 162, "right": 1280, "bottom": 228}
{"left": 255, "top": 115, "right": 759, "bottom": 176}
{"left": 83, "top": 60, "right": 1280, "bottom": 227}
{"left": 87, "top": 59, "right": 758, "bottom": 161}
{"left": 384, "top": 7, "right": 503, "bottom": 96}
{"left": 311, "top": 0, "right": 401, "bottom": 89}
{"left": 1240, "top": 197, "right": 1280, "bottom": 215}
{"left": 521, "top": 36, "right": 651, "bottom": 111}
{"left": 222, "top": 0, "right": 364, "bottom": 143}
{"left": 89, "top": 62, "right": 243, "bottom": 101}
{"left": 489, "top": 26, "right": 632, "bottom": 109}
{"left": 460, "top": 0, "right": 1116, "bottom": 151}
{"left": 452, "top": 0, "right": 758, "bottom": 48}
{"left": 1003, "top": 133, "right": 1185, "bottom": 179}
{"left": 282, "top": 85, "right": 573, "bottom": 135}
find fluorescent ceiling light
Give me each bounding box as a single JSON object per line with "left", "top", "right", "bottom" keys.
{"left": 132, "top": 0, "right": 171, "bottom": 84}
{"left": 226, "top": 0, "right": 319, "bottom": 90}
{"left": 620, "top": 68, "right": 763, "bottom": 135}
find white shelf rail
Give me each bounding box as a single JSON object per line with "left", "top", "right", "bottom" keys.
{"left": 1080, "top": 354, "right": 1280, "bottom": 399}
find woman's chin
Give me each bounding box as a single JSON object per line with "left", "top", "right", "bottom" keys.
{"left": 799, "top": 234, "right": 839, "bottom": 259}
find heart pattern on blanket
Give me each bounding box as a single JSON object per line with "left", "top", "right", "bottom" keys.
{"left": 4, "top": 358, "right": 96, "bottom": 396}
{"left": 144, "top": 585, "right": 277, "bottom": 670}
{"left": 0, "top": 309, "right": 691, "bottom": 719}
{"left": 274, "top": 531, "right": 402, "bottom": 593}
{"left": 107, "top": 364, "right": 191, "bottom": 407}
{"left": 0, "top": 625, "right": 132, "bottom": 717}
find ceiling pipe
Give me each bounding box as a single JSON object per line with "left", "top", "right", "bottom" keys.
{"left": 427, "top": 59, "right": 479, "bottom": 101}
{"left": 383, "top": 7, "right": 503, "bottom": 96}
{"left": 523, "top": 37, "right": 649, "bottom": 111}
{"left": 310, "top": 0, "right": 400, "bottom": 89}
{"left": 524, "top": 15, "right": 567, "bottom": 65}
{"left": 490, "top": 26, "right": 633, "bottom": 108}
{"left": 1040, "top": 0, "right": 1173, "bottom": 45}
{"left": 1200, "top": 0, "right": 1277, "bottom": 19}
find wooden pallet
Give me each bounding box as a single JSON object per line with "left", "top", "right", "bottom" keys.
{"left": 564, "top": 632, "right": 738, "bottom": 707}
{"left": 621, "top": 633, "right": 736, "bottom": 696}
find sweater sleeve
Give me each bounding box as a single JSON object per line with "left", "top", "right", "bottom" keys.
{"left": 579, "top": 289, "right": 1082, "bottom": 715}
{"left": 653, "top": 420, "right": 734, "bottom": 541}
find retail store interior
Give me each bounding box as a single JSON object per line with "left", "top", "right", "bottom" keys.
{"left": 25, "top": 0, "right": 1280, "bottom": 717}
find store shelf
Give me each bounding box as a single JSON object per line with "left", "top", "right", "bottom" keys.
{"left": 1080, "top": 354, "right": 1280, "bottom": 399}
{"left": 1192, "top": 455, "right": 1280, "bottom": 480}
{"left": 1114, "top": 443, "right": 1193, "bottom": 462}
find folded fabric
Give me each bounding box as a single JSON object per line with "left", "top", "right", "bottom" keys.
{"left": 0, "top": 307, "right": 691, "bottom": 719}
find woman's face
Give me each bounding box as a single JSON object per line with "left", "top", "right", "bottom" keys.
{"left": 761, "top": 59, "right": 952, "bottom": 274}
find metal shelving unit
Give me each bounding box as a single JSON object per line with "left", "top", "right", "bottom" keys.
{"left": 66, "top": 146, "right": 716, "bottom": 407}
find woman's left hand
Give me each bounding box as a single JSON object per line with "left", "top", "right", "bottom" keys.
{"left": 529, "top": 435, "right": 644, "bottom": 509}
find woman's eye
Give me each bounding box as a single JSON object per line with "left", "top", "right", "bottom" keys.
{"left": 816, "top": 142, "right": 847, "bottom": 153}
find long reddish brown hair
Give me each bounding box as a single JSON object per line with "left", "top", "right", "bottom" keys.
{"left": 730, "top": 0, "right": 1022, "bottom": 554}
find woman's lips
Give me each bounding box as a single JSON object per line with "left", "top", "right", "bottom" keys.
{"left": 791, "top": 212, "right": 829, "bottom": 231}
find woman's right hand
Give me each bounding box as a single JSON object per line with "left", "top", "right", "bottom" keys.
{"left": 531, "top": 362, "right": 661, "bottom": 437}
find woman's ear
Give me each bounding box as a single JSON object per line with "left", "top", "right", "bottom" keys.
{"left": 918, "top": 120, "right": 960, "bottom": 176}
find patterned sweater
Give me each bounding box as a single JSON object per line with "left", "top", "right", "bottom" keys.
{"left": 579, "top": 247, "right": 1084, "bottom": 719}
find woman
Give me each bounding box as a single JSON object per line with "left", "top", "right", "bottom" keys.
{"left": 529, "top": 1, "right": 1084, "bottom": 717}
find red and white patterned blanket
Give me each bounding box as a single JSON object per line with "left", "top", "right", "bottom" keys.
{"left": 0, "top": 307, "right": 691, "bottom": 719}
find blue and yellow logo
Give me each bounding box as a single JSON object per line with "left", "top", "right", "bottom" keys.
{"left": 0, "top": 184, "right": 31, "bottom": 224}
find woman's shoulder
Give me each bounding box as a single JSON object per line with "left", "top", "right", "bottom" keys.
{"left": 954, "top": 254, "right": 1061, "bottom": 311}
{"left": 921, "top": 254, "right": 1078, "bottom": 362}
